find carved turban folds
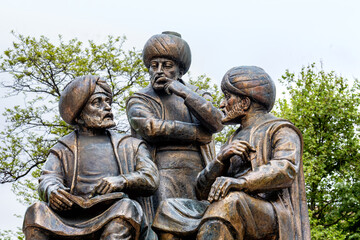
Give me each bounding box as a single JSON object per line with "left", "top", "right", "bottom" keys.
{"left": 59, "top": 75, "right": 112, "bottom": 125}
{"left": 221, "top": 66, "right": 276, "bottom": 112}
{"left": 142, "top": 31, "right": 192, "bottom": 74}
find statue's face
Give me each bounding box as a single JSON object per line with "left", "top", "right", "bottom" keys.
{"left": 220, "top": 91, "right": 247, "bottom": 125}
{"left": 149, "top": 58, "right": 182, "bottom": 91}
{"left": 79, "top": 92, "right": 115, "bottom": 129}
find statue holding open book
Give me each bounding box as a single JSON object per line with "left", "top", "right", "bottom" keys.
{"left": 23, "top": 75, "right": 159, "bottom": 240}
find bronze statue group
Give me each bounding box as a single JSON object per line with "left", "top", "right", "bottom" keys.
{"left": 23, "top": 32, "right": 311, "bottom": 240}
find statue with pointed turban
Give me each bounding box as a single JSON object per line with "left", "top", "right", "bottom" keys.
{"left": 126, "top": 32, "right": 223, "bottom": 219}
{"left": 23, "top": 75, "right": 159, "bottom": 240}
{"left": 152, "top": 66, "right": 310, "bottom": 240}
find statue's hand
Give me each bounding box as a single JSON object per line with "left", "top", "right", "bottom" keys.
{"left": 49, "top": 188, "right": 73, "bottom": 211}
{"left": 92, "top": 176, "right": 127, "bottom": 196}
{"left": 208, "top": 176, "right": 246, "bottom": 203}
{"left": 196, "top": 126, "right": 212, "bottom": 144}
{"left": 216, "top": 140, "right": 255, "bottom": 164}
{"left": 164, "top": 78, "right": 188, "bottom": 97}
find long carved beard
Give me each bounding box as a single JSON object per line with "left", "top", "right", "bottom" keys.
{"left": 222, "top": 102, "right": 246, "bottom": 124}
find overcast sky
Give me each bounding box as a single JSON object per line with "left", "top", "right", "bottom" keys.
{"left": 1, "top": 0, "right": 360, "bottom": 233}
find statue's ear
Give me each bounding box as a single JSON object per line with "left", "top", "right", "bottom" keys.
{"left": 242, "top": 96, "right": 251, "bottom": 110}
{"left": 75, "top": 115, "right": 84, "bottom": 125}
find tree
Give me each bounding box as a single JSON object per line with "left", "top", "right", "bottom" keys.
{"left": 274, "top": 63, "right": 360, "bottom": 239}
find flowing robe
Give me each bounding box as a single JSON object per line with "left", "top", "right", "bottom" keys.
{"left": 126, "top": 82, "right": 222, "bottom": 212}
{"left": 23, "top": 130, "right": 159, "bottom": 240}
{"left": 152, "top": 113, "right": 311, "bottom": 240}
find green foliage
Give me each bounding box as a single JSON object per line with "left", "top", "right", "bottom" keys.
{"left": 274, "top": 63, "right": 360, "bottom": 239}
{"left": 0, "top": 228, "right": 24, "bottom": 240}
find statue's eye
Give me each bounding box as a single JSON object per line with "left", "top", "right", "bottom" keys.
{"left": 91, "top": 98, "right": 100, "bottom": 107}
{"left": 164, "top": 62, "right": 173, "bottom": 68}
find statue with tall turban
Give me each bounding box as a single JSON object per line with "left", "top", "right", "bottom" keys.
{"left": 126, "top": 31, "right": 223, "bottom": 217}
{"left": 23, "top": 75, "right": 159, "bottom": 240}
{"left": 152, "top": 66, "right": 311, "bottom": 240}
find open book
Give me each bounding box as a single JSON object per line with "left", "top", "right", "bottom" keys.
{"left": 58, "top": 189, "right": 127, "bottom": 209}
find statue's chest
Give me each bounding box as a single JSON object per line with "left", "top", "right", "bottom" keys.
{"left": 77, "top": 135, "right": 119, "bottom": 177}
{"left": 160, "top": 94, "right": 193, "bottom": 122}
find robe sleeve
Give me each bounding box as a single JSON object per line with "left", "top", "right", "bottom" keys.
{"left": 127, "top": 95, "right": 206, "bottom": 144}
{"left": 195, "top": 159, "right": 227, "bottom": 200}
{"left": 38, "top": 149, "right": 66, "bottom": 202}
{"left": 122, "top": 142, "right": 160, "bottom": 197}
{"left": 182, "top": 90, "right": 223, "bottom": 133}
{"left": 241, "top": 126, "right": 302, "bottom": 192}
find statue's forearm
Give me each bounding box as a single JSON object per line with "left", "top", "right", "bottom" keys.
{"left": 196, "top": 159, "right": 227, "bottom": 200}
{"left": 183, "top": 91, "right": 223, "bottom": 133}
{"left": 241, "top": 160, "right": 298, "bottom": 193}
{"left": 122, "top": 143, "right": 160, "bottom": 196}
{"left": 130, "top": 117, "right": 200, "bottom": 143}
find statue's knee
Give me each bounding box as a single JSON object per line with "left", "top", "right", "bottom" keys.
{"left": 197, "top": 220, "right": 236, "bottom": 240}
{"left": 24, "top": 227, "right": 49, "bottom": 240}
{"left": 100, "top": 218, "right": 134, "bottom": 240}
{"left": 159, "top": 232, "right": 183, "bottom": 240}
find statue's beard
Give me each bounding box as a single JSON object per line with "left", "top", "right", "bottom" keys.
{"left": 80, "top": 113, "right": 116, "bottom": 129}
{"left": 222, "top": 102, "right": 246, "bottom": 125}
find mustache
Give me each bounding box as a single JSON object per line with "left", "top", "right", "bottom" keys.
{"left": 151, "top": 74, "right": 165, "bottom": 82}
{"left": 103, "top": 112, "right": 113, "bottom": 120}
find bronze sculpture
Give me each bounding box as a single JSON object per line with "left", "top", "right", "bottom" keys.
{"left": 126, "top": 31, "right": 223, "bottom": 212}
{"left": 23, "top": 76, "right": 159, "bottom": 240}
{"left": 152, "top": 66, "right": 311, "bottom": 240}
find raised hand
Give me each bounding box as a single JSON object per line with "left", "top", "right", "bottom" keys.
{"left": 216, "top": 140, "right": 255, "bottom": 164}
{"left": 164, "top": 79, "right": 188, "bottom": 97}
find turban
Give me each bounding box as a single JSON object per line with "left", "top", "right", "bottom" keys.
{"left": 59, "top": 75, "right": 112, "bottom": 125}
{"left": 221, "top": 66, "right": 276, "bottom": 112}
{"left": 142, "top": 31, "right": 191, "bottom": 74}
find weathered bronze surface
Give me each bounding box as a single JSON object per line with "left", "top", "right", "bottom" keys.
{"left": 126, "top": 32, "right": 223, "bottom": 213}
{"left": 152, "top": 66, "right": 311, "bottom": 240}
{"left": 23, "top": 75, "right": 159, "bottom": 240}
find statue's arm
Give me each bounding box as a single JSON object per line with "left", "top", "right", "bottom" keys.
{"left": 241, "top": 127, "right": 302, "bottom": 193}
{"left": 168, "top": 81, "right": 223, "bottom": 133}
{"left": 183, "top": 91, "right": 223, "bottom": 133}
{"left": 195, "top": 159, "right": 227, "bottom": 200}
{"left": 122, "top": 142, "right": 160, "bottom": 197}
{"left": 38, "top": 151, "right": 66, "bottom": 202}
{"left": 127, "top": 96, "right": 211, "bottom": 144}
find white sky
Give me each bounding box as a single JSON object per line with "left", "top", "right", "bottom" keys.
{"left": 1, "top": 0, "right": 360, "bottom": 233}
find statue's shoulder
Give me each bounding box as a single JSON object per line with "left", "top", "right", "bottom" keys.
{"left": 255, "top": 113, "right": 301, "bottom": 138}
{"left": 128, "top": 85, "right": 160, "bottom": 105}
{"left": 134, "top": 85, "right": 157, "bottom": 98}
{"left": 50, "top": 131, "right": 77, "bottom": 154}
{"left": 108, "top": 130, "right": 143, "bottom": 148}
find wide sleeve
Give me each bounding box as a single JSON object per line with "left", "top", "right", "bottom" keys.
{"left": 38, "top": 148, "right": 66, "bottom": 202}
{"left": 127, "top": 95, "right": 201, "bottom": 143}
{"left": 122, "top": 142, "right": 160, "bottom": 197}
{"left": 241, "top": 126, "right": 302, "bottom": 193}
{"left": 195, "top": 159, "right": 228, "bottom": 200}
